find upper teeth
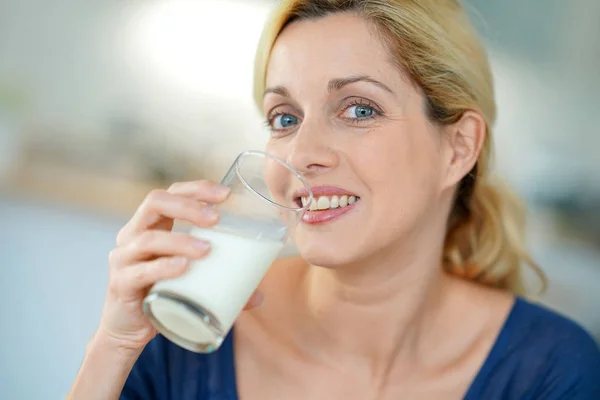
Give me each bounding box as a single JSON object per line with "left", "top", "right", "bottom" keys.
{"left": 302, "top": 195, "right": 358, "bottom": 210}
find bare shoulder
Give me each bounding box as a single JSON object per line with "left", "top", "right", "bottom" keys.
{"left": 449, "top": 275, "right": 516, "bottom": 319}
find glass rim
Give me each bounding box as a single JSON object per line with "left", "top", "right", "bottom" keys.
{"left": 233, "top": 150, "right": 313, "bottom": 213}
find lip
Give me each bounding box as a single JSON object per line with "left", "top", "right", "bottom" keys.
{"left": 292, "top": 185, "right": 360, "bottom": 225}
{"left": 301, "top": 200, "right": 359, "bottom": 225}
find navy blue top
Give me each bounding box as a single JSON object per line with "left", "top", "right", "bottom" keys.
{"left": 121, "top": 298, "right": 600, "bottom": 399}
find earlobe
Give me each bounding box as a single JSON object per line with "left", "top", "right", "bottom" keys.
{"left": 444, "top": 110, "right": 487, "bottom": 187}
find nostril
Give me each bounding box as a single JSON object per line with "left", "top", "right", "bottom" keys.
{"left": 306, "top": 164, "right": 330, "bottom": 173}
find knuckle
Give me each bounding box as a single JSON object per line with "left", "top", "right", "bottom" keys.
{"left": 115, "top": 226, "right": 130, "bottom": 247}
{"left": 132, "top": 265, "right": 149, "bottom": 286}
{"left": 108, "top": 248, "right": 120, "bottom": 266}
{"left": 143, "top": 189, "right": 167, "bottom": 208}
{"left": 148, "top": 188, "right": 167, "bottom": 200}
{"left": 108, "top": 271, "right": 126, "bottom": 295}
{"left": 167, "top": 181, "right": 185, "bottom": 192}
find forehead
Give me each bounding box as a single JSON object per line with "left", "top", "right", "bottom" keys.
{"left": 266, "top": 13, "right": 403, "bottom": 87}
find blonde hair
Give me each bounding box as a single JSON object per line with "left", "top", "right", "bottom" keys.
{"left": 253, "top": 0, "right": 545, "bottom": 295}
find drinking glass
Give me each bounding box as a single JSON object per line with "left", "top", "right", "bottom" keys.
{"left": 143, "top": 150, "right": 312, "bottom": 353}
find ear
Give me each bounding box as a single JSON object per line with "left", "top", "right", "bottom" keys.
{"left": 440, "top": 110, "right": 487, "bottom": 190}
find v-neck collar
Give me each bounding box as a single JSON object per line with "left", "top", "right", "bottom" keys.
{"left": 226, "top": 298, "right": 524, "bottom": 400}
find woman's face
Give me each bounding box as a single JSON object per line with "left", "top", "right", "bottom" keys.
{"left": 263, "top": 13, "right": 458, "bottom": 267}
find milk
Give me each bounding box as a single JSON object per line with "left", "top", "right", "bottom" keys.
{"left": 148, "top": 224, "right": 284, "bottom": 351}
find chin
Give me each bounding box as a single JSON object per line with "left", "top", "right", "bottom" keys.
{"left": 292, "top": 231, "right": 361, "bottom": 268}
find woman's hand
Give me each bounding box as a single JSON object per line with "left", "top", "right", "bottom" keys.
{"left": 95, "top": 180, "right": 263, "bottom": 352}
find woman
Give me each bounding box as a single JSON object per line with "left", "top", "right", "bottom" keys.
{"left": 68, "top": 0, "right": 600, "bottom": 399}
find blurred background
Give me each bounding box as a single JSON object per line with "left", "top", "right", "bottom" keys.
{"left": 1, "top": 0, "right": 599, "bottom": 398}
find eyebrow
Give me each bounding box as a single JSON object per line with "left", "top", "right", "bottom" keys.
{"left": 263, "top": 74, "right": 394, "bottom": 98}
{"left": 328, "top": 75, "right": 394, "bottom": 94}
{"left": 263, "top": 85, "right": 289, "bottom": 98}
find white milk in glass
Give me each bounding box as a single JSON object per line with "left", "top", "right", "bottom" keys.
{"left": 148, "top": 219, "right": 284, "bottom": 348}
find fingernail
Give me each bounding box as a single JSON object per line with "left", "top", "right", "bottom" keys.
{"left": 171, "top": 257, "right": 188, "bottom": 267}
{"left": 202, "top": 206, "right": 219, "bottom": 221}
{"left": 213, "top": 184, "right": 230, "bottom": 196}
{"left": 193, "top": 239, "right": 210, "bottom": 250}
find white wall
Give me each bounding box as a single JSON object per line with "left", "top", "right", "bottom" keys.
{"left": 0, "top": 198, "right": 125, "bottom": 399}
{"left": 491, "top": 52, "right": 600, "bottom": 202}
{"left": 0, "top": 0, "right": 272, "bottom": 155}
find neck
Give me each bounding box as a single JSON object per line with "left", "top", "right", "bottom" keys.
{"left": 291, "top": 237, "right": 453, "bottom": 376}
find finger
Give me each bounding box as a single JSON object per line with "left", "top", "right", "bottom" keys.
{"left": 116, "top": 189, "right": 221, "bottom": 246}
{"left": 117, "top": 181, "right": 230, "bottom": 246}
{"left": 111, "top": 231, "right": 211, "bottom": 266}
{"left": 167, "top": 180, "right": 230, "bottom": 201}
{"left": 244, "top": 291, "right": 264, "bottom": 310}
{"left": 117, "top": 256, "right": 190, "bottom": 293}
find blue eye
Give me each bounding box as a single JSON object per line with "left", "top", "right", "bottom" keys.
{"left": 271, "top": 113, "right": 298, "bottom": 130}
{"left": 344, "top": 105, "right": 375, "bottom": 119}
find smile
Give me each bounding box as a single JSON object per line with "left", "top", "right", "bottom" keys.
{"left": 301, "top": 195, "right": 359, "bottom": 211}
{"left": 293, "top": 185, "right": 361, "bottom": 225}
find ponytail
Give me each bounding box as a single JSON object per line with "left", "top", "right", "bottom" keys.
{"left": 443, "top": 171, "right": 546, "bottom": 296}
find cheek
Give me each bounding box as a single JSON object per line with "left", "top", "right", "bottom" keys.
{"left": 357, "top": 124, "right": 443, "bottom": 222}
{"left": 360, "top": 126, "right": 441, "bottom": 188}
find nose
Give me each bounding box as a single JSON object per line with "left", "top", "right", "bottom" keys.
{"left": 285, "top": 120, "right": 338, "bottom": 177}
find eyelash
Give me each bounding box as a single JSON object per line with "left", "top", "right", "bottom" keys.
{"left": 265, "top": 98, "right": 384, "bottom": 134}
{"left": 341, "top": 99, "right": 382, "bottom": 124}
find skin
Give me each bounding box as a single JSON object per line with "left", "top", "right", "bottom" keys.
{"left": 234, "top": 13, "right": 514, "bottom": 400}
{"left": 67, "top": 12, "right": 514, "bottom": 400}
